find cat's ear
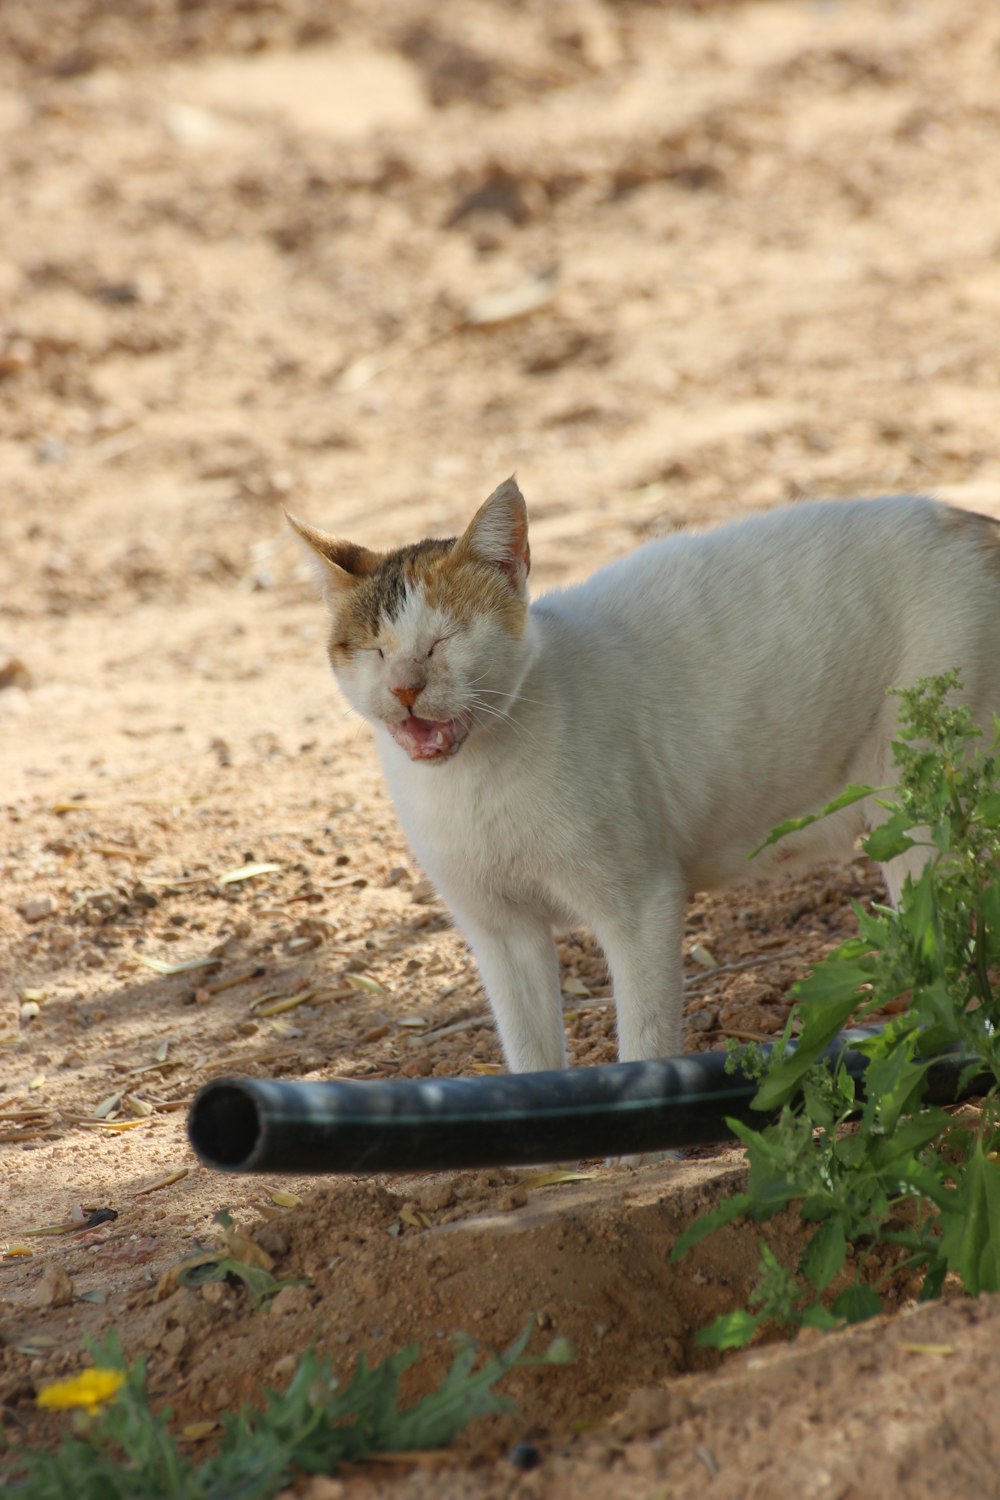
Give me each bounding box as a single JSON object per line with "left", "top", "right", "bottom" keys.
{"left": 285, "top": 512, "right": 378, "bottom": 607}
{"left": 454, "top": 477, "right": 531, "bottom": 594}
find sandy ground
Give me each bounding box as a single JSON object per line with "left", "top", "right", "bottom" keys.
{"left": 3, "top": 1, "right": 1000, "bottom": 1495}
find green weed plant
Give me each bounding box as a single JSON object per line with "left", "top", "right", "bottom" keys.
{"left": 4, "top": 1323, "right": 572, "bottom": 1498}
{"left": 674, "top": 671, "right": 1000, "bottom": 1347}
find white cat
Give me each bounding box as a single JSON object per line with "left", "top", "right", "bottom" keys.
{"left": 289, "top": 479, "right": 1000, "bottom": 1073}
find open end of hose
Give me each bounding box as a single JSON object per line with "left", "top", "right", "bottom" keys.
{"left": 188, "top": 1082, "right": 261, "bottom": 1169}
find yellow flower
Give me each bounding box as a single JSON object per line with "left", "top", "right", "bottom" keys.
{"left": 36, "top": 1367, "right": 126, "bottom": 1413}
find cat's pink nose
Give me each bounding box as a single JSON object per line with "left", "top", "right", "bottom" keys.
{"left": 392, "top": 684, "right": 420, "bottom": 709}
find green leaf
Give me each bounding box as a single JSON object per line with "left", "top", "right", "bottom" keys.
{"left": 386, "top": 1335, "right": 522, "bottom": 1450}
{"left": 863, "top": 811, "right": 917, "bottom": 862}
{"left": 939, "top": 1144, "right": 1000, "bottom": 1294}
{"left": 799, "top": 1304, "right": 841, "bottom": 1332}
{"left": 752, "top": 978, "right": 870, "bottom": 1112}
{"left": 900, "top": 867, "right": 939, "bottom": 968}
{"left": 976, "top": 791, "right": 1000, "bottom": 827}
{"left": 671, "top": 1192, "right": 753, "bottom": 1260}
{"left": 695, "top": 1308, "right": 762, "bottom": 1350}
{"left": 177, "top": 1256, "right": 306, "bottom": 1311}
{"left": 750, "top": 784, "right": 875, "bottom": 857}
{"left": 867, "top": 1107, "right": 952, "bottom": 1165}
{"left": 831, "top": 1283, "right": 882, "bottom": 1324}
{"left": 861, "top": 1048, "right": 930, "bottom": 1136}
{"left": 799, "top": 1217, "right": 846, "bottom": 1293}
{"left": 919, "top": 1260, "right": 947, "bottom": 1302}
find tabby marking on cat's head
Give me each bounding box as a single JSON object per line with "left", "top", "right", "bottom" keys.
{"left": 287, "top": 477, "right": 532, "bottom": 762}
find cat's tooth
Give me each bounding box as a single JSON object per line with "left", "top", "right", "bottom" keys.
{"left": 434, "top": 730, "right": 447, "bottom": 748}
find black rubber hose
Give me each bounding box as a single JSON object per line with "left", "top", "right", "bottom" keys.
{"left": 187, "top": 1029, "right": 991, "bottom": 1174}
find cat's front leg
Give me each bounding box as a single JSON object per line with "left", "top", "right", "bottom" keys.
{"left": 459, "top": 907, "right": 567, "bottom": 1073}
{"left": 596, "top": 874, "right": 687, "bottom": 1063}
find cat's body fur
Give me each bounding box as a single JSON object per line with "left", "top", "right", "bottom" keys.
{"left": 289, "top": 481, "right": 1000, "bottom": 1073}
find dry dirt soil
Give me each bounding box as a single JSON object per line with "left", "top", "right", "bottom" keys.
{"left": 3, "top": 2, "right": 1000, "bottom": 1496}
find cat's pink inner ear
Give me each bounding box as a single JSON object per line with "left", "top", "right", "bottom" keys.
{"left": 459, "top": 477, "right": 531, "bottom": 588}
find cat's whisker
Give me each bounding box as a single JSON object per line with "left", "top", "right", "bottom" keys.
{"left": 467, "top": 697, "right": 512, "bottom": 728}
{"left": 463, "top": 672, "right": 551, "bottom": 710}
{"left": 474, "top": 688, "right": 551, "bottom": 710}
{"left": 467, "top": 696, "right": 536, "bottom": 743}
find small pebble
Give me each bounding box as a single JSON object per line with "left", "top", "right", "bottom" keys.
{"left": 0, "top": 656, "right": 32, "bottom": 690}
{"left": 509, "top": 1441, "right": 542, "bottom": 1471}
{"left": 32, "top": 1265, "right": 74, "bottom": 1309}
{"left": 19, "top": 895, "right": 55, "bottom": 923}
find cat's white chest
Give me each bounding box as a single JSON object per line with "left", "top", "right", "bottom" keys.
{"left": 376, "top": 728, "right": 568, "bottom": 913}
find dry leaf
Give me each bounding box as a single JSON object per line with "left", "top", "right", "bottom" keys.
{"left": 267, "top": 1019, "right": 304, "bottom": 1038}
{"left": 469, "top": 1062, "right": 503, "bottom": 1075}
{"left": 397, "top": 1015, "right": 426, "bottom": 1029}
{"left": 270, "top": 1190, "right": 302, "bottom": 1209}
{"left": 135, "top": 1167, "right": 189, "bottom": 1196}
{"left": 363, "top": 1449, "right": 454, "bottom": 1467}
{"left": 398, "top": 1206, "right": 431, "bottom": 1229}
{"left": 220, "top": 1224, "right": 274, "bottom": 1271}
{"left": 92, "top": 1092, "right": 122, "bottom": 1120}
{"left": 217, "top": 861, "right": 282, "bottom": 886}
{"left": 203, "top": 968, "right": 266, "bottom": 996}
{"left": 898, "top": 1342, "right": 956, "bottom": 1356}
{"left": 28, "top": 1073, "right": 46, "bottom": 1091}
{"left": 16, "top": 1336, "right": 61, "bottom": 1355}
{"left": 345, "top": 973, "right": 387, "bottom": 995}
{"left": 93, "top": 844, "right": 153, "bottom": 861}
{"left": 137, "top": 954, "right": 222, "bottom": 976}
{"left": 252, "top": 988, "right": 317, "bottom": 1018}
{"left": 465, "top": 269, "right": 558, "bottom": 328}
{"left": 562, "top": 977, "right": 592, "bottom": 997}
{"left": 182, "top": 1420, "right": 219, "bottom": 1442}
{"left": 521, "top": 1169, "right": 598, "bottom": 1189}
{"left": 689, "top": 942, "right": 718, "bottom": 969}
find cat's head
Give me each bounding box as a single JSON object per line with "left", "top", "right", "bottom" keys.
{"left": 287, "top": 477, "right": 532, "bottom": 763}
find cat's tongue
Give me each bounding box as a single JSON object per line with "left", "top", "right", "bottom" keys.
{"left": 389, "top": 715, "right": 471, "bottom": 762}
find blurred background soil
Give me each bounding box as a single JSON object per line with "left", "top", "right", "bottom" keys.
{"left": 2, "top": 2, "right": 1000, "bottom": 1495}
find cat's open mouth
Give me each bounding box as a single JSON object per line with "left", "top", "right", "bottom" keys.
{"left": 389, "top": 714, "right": 472, "bottom": 762}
